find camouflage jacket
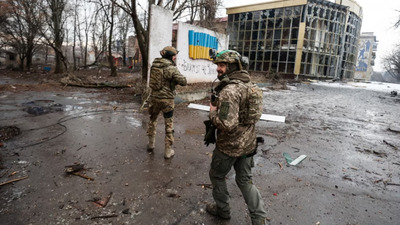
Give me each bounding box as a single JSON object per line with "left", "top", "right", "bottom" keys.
{"left": 209, "top": 70, "right": 257, "bottom": 157}
{"left": 150, "top": 58, "right": 187, "bottom": 99}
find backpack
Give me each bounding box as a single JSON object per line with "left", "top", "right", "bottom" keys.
{"left": 238, "top": 81, "right": 263, "bottom": 124}
{"left": 149, "top": 66, "right": 164, "bottom": 91}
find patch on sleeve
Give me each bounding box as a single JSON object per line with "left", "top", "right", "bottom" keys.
{"left": 219, "top": 102, "right": 230, "bottom": 120}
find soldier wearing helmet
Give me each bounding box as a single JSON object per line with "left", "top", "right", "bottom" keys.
{"left": 206, "top": 50, "right": 268, "bottom": 225}
{"left": 146, "top": 46, "right": 187, "bottom": 159}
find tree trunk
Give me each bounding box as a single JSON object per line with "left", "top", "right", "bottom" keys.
{"left": 54, "top": 39, "right": 64, "bottom": 74}
{"left": 52, "top": 0, "right": 66, "bottom": 74}
{"left": 19, "top": 55, "right": 25, "bottom": 71}
{"left": 26, "top": 45, "right": 34, "bottom": 70}
{"left": 122, "top": 45, "right": 127, "bottom": 66}
{"left": 108, "top": 2, "right": 117, "bottom": 77}
{"left": 72, "top": 1, "right": 78, "bottom": 71}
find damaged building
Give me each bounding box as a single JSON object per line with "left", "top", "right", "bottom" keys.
{"left": 226, "top": 0, "right": 363, "bottom": 80}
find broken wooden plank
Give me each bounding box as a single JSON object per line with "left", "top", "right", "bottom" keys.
{"left": 188, "top": 103, "right": 285, "bottom": 123}
{"left": 71, "top": 172, "right": 94, "bottom": 181}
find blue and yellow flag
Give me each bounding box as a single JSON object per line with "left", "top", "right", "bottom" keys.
{"left": 189, "top": 30, "right": 218, "bottom": 60}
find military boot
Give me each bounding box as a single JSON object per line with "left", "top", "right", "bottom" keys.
{"left": 147, "top": 135, "right": 155, "bottom": 152}
{"left": 164, "top": 143, "right": 175, "bottom": 159}
{"left": 205, "top": 203, "right": 231, "bottom": 219}
{"left": 252, "top": 217, "right": 268, "bottom": 225}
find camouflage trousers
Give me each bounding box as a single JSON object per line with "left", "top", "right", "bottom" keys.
{"left": 209, "top": 148, "right": 268, "bottom": 221}
{"left": 146, "top": 98, "right": 174, "bottom": 146}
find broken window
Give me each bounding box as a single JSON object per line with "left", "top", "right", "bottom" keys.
{"left": 275, "top": 18, "right": 283, "bottom": 28}
{"left": 285, "top": 8, "right": 292, "bottom": 17}
{"left": 276, "top": 8, "right": 283, "bottom": 17}
{"left": 283, "top": 18, "right": 291, "bottom": 28}
{"left": 292, "top": 17, "right": 300, "bottom": 27}
{"left": 268, "top": 19, "right": 274, "bottom": 29}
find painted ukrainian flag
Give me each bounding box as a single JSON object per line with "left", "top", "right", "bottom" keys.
{"left": 188, "top": 30, "right": 218, "bottom": 60}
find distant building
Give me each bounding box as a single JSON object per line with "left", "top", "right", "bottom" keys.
{"left": 0, "top": 49, "right": 17, "bottom": 68}
{"left": 354, "top": 32, "right": 377, "bottom": 81}
{"left": 226, "top": 0, "right": 363, "bottom": 80}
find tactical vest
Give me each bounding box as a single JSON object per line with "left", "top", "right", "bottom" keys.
{"left": 230, "top": 80, "right": 263, "bottom": 125}
{"left": 149, "top": 66, "right": 165, "bottom": 91}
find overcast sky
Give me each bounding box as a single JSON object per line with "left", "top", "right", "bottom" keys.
{"left": 220, "top": 0, "right": 400, "bottom": 72}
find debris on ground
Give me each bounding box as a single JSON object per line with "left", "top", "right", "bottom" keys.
{"left": 342, "top": 175, "right": 353, "bottom": 181}
{"left": 65, "top": 164, "right": 85, "bottom": 173}
{"left": 383, "top": 140, "right": 398, "bottom": 151}
{"left": 90, "top": 214, "right": 118, "bottom": 220}
{"left": 197, "top": 183, "right": 213, "bottom": 190}
{"left": 283, "top": 153, "right": 307, "bottom": 166}
{"left": 0, "top": 126, "right": 21, "bottom": 141}
{"left": 88, "top": 192, "right": 113, "bottom": 208}
{"left": 0, "top": 176, "right": 28, "bottom": 187}
{"left": 166, "top": 189, "right": 180, "bottom": 198}
{"left": 60, "top": 73, "right": 134, "bottom": 88}
{"left": 65, "top": 163, "right": 94, "bottom": 181}
{"left": 388, "top": 125, "right": 400, "bottom": 133}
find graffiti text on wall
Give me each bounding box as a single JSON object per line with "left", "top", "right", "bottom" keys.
{"left": 188, "top": 30, "right": 218, "bottom": 60}
{"left": 179, "top": 59, "right": 216, "bottom": 76}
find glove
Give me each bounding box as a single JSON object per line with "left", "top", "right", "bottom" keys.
{"left": 203, "top": 120, "right": 216, "bottom": 146}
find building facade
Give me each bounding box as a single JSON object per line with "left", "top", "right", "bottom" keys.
{"left": 354, "top": 32, "right": 377, "bottom": 81}
{"left": 226, "top": 0, "right": 363, "bottom": 80}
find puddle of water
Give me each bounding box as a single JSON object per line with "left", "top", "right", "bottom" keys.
{"left": 25, "top": 106, "right": 63, "bottom": 115}
{"left": 64, "top": 105, "right": 84, "bottom": 111}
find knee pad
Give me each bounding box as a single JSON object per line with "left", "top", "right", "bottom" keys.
{"left": 163, "top": 110, "right": 174, "bottom": 119}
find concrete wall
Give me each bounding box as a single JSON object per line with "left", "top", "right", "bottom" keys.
{"left": 148, "top": 5, "right": 173, "bottom": 84}
{"left": 176, "top": 22, "right": 229, "bottom": 83}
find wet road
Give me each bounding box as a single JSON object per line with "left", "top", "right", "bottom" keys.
{"left": 0, "top": 81, "right": 399, "bottom": 225}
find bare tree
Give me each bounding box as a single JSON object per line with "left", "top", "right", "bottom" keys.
{"left": 111, "top": 0, "right": 151, "bottom": 82}
{"left": 93, "top": 0, "right": 117, "bottom": 76}
{"left": 116, "top": 9, "right": 132, "bottom": 67}
{"left": 72, "top": 0, "right": 79, "bottom": 70}
{"left": 395, "top": 10, "right": 400, "bottom": 28}
{"left": 41, "top": 0, "right": 70, "bottom": 74}
{"left": 0, "top": 2, "right": 10, "bottom": 51}
{"left": 198, "top": 0, "right": 220, "bottom": 28}
{"left": 107, "top": 1, "right": 117, "bottom": 76}
{"left": 187, "top": 0, "right": 201, "bottom": 24}
{"left": 82, "top": 9, "right": 92, "bottom": 66}
{"left": 0, "top": 0, "right": 43, "bottom": 71}
{"left": 383, "top": 43, "right": 400, "bottom": 82}
{"left": 91, "top": 8, "right": 109, "bottom": 68}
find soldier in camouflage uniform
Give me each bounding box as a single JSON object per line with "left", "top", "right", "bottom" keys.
{"left": 147, "top": 46, "right": 187, "bottom": 159}
{"left": 206, "top": 50, "right": 268, "bottom": 225}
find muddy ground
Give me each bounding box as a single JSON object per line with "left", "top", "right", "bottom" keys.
{"left": 0, "top": 69, "right": 399, "bottom": 225}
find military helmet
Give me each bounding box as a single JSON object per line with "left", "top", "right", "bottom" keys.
{"left": 160, "top": 46, "right": 179, "bottom": 57}
{"left": 213, "top": 50, "right": 241, "bottom": 64}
